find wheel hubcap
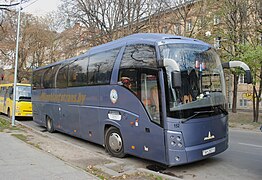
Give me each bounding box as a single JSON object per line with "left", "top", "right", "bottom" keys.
{"left": 47, "top": 119, "right": 51, "bottom": 129}
{"left": 109, "top": 132, "right": 122, "bottom": 152}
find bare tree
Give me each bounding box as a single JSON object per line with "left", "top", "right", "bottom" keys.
{"left": 59, "top": 0, "right": 160, "bottom": 45}
{"left": 0, "top": 10, "right": 61, "bottom": 82}
{"left": 216, "top": 0, "right": 254, "bottom": 113}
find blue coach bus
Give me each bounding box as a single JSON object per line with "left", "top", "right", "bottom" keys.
{"left": 32, "top": 33, "right": 251, "bottom": 166}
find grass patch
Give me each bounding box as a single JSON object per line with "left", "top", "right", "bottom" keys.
{"left": 12, "top": 133, "right": 27, "bottom": 142}
{"left": 86, "top": 166, "right": 108, "bottom": 180}
{"left": 86, "top": 165, "right": 169, "bottom": 180}
{"left": 11, "top": 133, "right": 42, "bottom": 150}
{"left": 228, "top": 112, "right": 261, "bottom": 130}
{"left": 0, "top": 117, "right": 10, "bottom": 131}
{"left": 0, "top": 117, "right": 21, "bottom": 132}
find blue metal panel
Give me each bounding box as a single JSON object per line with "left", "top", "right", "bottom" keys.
{"left": 99, "top": 85, "right": 166, "bottom": 164}
{"left": 165, "top": 115, "right": 228, "bottom": 165}
{"left": 79, "top": 106, "right": 100, "bottom": 143}
{"left": 110, "top": 46, "right": 126, "bottom": 85}
{"left": 185, "top": 137, "right": 228, "bottom": 163}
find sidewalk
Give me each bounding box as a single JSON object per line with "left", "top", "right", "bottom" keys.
{"left": 0, "top": 132, "right": 98, "bottom": 180}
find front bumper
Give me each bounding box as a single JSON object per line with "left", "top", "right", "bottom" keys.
{"left": 167, "top": 137, "right": 228, "bottom": 166}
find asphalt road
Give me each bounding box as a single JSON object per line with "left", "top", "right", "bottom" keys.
{"left": 19, "top": 119, "right": 262, "bottom": 180}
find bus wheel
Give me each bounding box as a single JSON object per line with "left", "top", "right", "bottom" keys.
{"left": 7, "top": 109, "right": 11, "bottom": 118}
{"left": 46, "top": 117, "right": 55, "bottom": 133}
{"left": 105, "top": 127, "right": 125, "bottom": 158}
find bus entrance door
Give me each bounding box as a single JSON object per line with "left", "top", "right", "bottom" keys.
{"left": 138, "top": 71, "right": 166, "bottom": 164}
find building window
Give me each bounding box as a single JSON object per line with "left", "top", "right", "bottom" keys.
{"left": 214, "top": 37, "right": 221, "bottom": 49}
{"left": 238, "top": 74, "right": 245, "bottom": 84}
{"left": 186, "top": 19, "right": 192, "bottom": 32}
{"left": 239, "top": 99, "right": 247, "bottom": 107}
{"left": 214, "top": 15, "right": 220, "bottom": 25}
{"left": 162, "top": 26, "right": 168, "bottom": 33}
{"left": 174, "top": 24, "right": 181, "bottom": 35}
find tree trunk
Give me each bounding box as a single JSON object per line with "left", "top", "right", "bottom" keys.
{"left": 232, "top": 73, "right": 238, "bottom": 113}
{"left": 255, "top": 96, "right": 259, "bottom": 122}
{"left": 253, "top": 85, "right": 257, "bottom": 122}
{"left": 256, "top": 65, "right": 262, "bottom": 122}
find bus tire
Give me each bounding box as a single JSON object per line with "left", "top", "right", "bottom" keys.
{"left": 105, "top": 127, "right": 125, "bottom": 158}
{"left": 46, "top": 116, "right": 55, "bottom": 133}
{"left": 7, "top": 108, "right": 11, "bottom": 118}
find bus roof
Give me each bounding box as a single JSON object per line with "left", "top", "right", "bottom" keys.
{"left": 87, "top": 33, "right": 209, "bottom": 55}
{"left": 34, "top": 33, "right": 210, "bottom": 71}
{"left": 0, "top": 83, "right": 31, "bottom": 87}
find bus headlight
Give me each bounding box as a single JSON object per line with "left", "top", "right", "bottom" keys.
{"left": 167, "top": 131, "right": 185, "bottom": 150}
{"left": 16, "top": 106, "right": 20, "bottom": 112}
{"left": 175, "top": 156, "right": 180, "bottom": 161}
{"left": 178, "top": 142, "right": 183, "bottom": 148}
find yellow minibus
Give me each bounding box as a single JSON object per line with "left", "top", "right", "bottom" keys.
{"left": 0, "top": 83, "right": 32, "bottom": 117}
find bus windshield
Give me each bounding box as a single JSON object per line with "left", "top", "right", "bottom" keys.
{"left": 16, "top": 86, "right": 31, "bottom": 101}
{"left": 160, "top": 43, "right": 226, "bottom": 118}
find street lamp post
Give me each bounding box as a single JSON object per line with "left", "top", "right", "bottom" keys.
{"left": 12, "top": 0, "right": 22, "bottom": 126}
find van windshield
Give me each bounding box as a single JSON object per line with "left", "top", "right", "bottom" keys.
{"left": 16, "top": 86, "right": 31, "bottom": 101}
{"left": 160, "top": 43, "right": 226, "bottom": 119}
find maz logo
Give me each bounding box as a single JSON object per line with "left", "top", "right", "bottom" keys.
{"left": 204, "top": 131, "right": 215, "bottom": 141}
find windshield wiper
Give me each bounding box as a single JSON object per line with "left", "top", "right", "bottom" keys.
{"left": 217, "top": 106, "right": 228, "bottom": 115}
{"left": 181, "top": 110, "right": 214, "bottom": 123}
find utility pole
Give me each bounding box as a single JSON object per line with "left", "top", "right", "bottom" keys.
{"left": 12, "top": 0, "right": 22, "bottom": 126}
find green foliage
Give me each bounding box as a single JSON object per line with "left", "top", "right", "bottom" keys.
{"left": 238, "top": 44, "right": 262, "bottom": 84}
{"left": 239, "top": 44, "right": 262, "bottom": 65}
{"left": 0, "top": 118, "right": 10, "bottom": 131}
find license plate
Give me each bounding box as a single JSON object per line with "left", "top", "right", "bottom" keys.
{"left": 202, "top": 147, "right": 216, "bottom": 156}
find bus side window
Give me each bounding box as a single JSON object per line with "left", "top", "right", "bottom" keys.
{"left": 120, "top": 45, "right": 157, "bottom": 68}
{"left": 0, "top": 87, "right": 4, "bottom": 97}
{"left": 141, "top": 73, "right": 161, "bottom": 125}
{"left": 88, "top": 48, "right": 120, "bottom": 85}
{"left": 43, "top": 65, "right": 60, "bottom": 89}
{"left": 8, "top": 87, "right": 13, "bottom": 100}
{"left": 68, "top": 58, "right": 88, "bottom": 87}
{"left": 118, "top": 69, "right": 138, "bottom": 96}
{"left": 56, "top": 65, "right": 68, "bottom": 88}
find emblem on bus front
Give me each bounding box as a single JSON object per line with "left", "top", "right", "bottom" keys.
{"left": 204, "top": 131, "right": 215, "bottom": 141}
{"left": 110, "top": 89, "right": 118, "bottom": 104}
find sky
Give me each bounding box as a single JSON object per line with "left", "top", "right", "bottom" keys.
{"left": 22, "top": 0, "right": 61, "bottom": 17}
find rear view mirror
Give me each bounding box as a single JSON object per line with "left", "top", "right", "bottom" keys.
{"left": 171, "top": 71, "right": 181, "bottom": 88}
{"left": 222, "top": 61, "right": 252, "bottom": 84}
{"left": 244, "top": 70, "right": 252, "bottom": 84}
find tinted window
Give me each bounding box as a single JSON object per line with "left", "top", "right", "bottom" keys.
{"left": 0, "top": 87, "right": 6, "bottom": 97}
{"left": 120, "top": 45, "right": 157, "bottom": 68}
{"left": 88, "top": 48, "right": 120, "bottom": 85}
{"left": 43, "top": 65, "right": 60, "bottom": 88}
{"left": 32, "top": 69, "right": 46, "bottom": 89}
{"left": 56, "top": 65, "right": 68, "bottom": 88}
{"left": 118, "top": 68, "right": 138, "bottom": 95}
{"left": 68, "top": 57, "right": 88, "bottom": 87}
{"left": 118, "top": 68, "right": 161, "bottom": 125}
{"left": 7, "top": 87, "right": 13, "bottom": 99}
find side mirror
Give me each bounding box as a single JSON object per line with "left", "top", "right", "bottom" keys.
{"left": 171, "top": 71, "right": 181, "bottom": 88}
{"left": 222, "top": 61, "right": 252, "bottom": 84}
